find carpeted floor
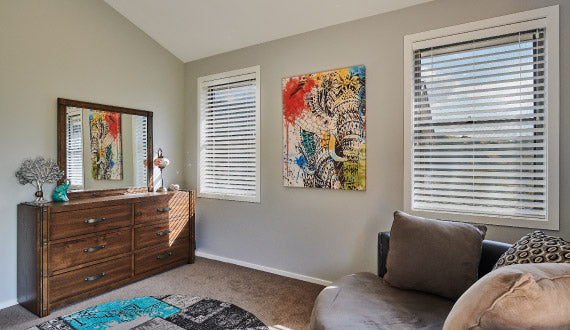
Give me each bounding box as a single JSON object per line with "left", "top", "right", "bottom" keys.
{"left": 0, "top": 257, "right": 325, "bottom": 330}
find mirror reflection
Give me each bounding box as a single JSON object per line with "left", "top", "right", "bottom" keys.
{"left": 65, "top": 107, "right": 148, "bottom": 191}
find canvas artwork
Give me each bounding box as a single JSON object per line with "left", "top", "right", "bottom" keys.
{"left": 89, "top": 110, "right": 123, "bottom": 180}
{"left": 282, "top": 65, "right": 366, "bottom": 190}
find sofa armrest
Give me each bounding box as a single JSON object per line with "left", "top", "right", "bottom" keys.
{"left": 478, "top": 239, "right": 511, "bottom": 278}
{"left": 378, "top": 231, "right": 390, "bottom": 277}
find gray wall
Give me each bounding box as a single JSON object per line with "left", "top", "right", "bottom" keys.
{"left": 0, "top": 0, "right": 185, "bottom": 307}
{"left": 184, "top": 0, "right": 569, "bottom": 283}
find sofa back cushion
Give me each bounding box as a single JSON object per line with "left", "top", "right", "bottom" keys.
{"left": 384, "top": 211, "right": 486, "bottom": 299}
{"left": 378, "top": 232, "right": 510, "bottom": 279}
{"left": 443, "top": 263, "right": 570, "bottom": 330}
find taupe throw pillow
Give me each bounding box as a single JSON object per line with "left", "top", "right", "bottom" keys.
{"left": 384, "top": 211, "right": 486, "bottom": 299}
{"left": 444, "top": 263, "right": 570, "bottom": 330}
{"left": 493, "top": 231, "right": 570, "bottom": 270}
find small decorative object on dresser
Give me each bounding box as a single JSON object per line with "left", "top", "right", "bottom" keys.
{"left": 15, "top": 157, "right": 64, "bottom": 202}
{"left": 52, "top": 179, "right": 71, "bottom": 202}
{"left": 154, "top": 148, "right": 170, "bottom": 192}
{"left": 17, "top": 190, "right": 196, "bottom": 317}
{"left": 168, "top": 184, "right": 180, "bottom": 191}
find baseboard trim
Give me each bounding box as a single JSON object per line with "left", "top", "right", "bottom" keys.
{"left": 196, "top": 251, "right": 332, "bottom": 286}
{"left": 0, "top": 299, "right": 17, "bottom": 310}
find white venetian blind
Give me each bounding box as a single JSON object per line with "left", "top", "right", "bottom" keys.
{"left": 133, "top": 115, "right": 148, "bottom": 187}
{"left": 198, "top": 68, "right": 259, "bottom": 202}
{"left": 412, "top": 28, "right": 547, "bottom": 218}
{"left": 66, "top": 107, "right": 84, "bottom": 189}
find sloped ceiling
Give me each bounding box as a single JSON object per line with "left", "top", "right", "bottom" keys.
{"left": 104, "top": 0, "right": 433, "bottom": 63}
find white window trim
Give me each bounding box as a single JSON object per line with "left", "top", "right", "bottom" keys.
{"left": 197, "top": 65, "right": 261, "bottom": 203}
{"left": 403, "top": 6, "right": 559, "bottom": 230}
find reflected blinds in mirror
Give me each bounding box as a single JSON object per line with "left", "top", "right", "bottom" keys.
{"left": 66, "top": 107, "right": 84, "bottom": 190}
{"left": 133, "top": 116, "right": 148, "bottom": 187}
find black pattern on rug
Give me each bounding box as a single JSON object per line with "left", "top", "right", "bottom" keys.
{"left": 30, "top": 295, "right": 268, "bottom": 330}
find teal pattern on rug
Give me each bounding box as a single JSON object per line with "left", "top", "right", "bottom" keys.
{"left": 32, "top": 295, "right": 268, "bottom": 330}
{"left": 63, "top": 296, "right": 179, "bottom": 329}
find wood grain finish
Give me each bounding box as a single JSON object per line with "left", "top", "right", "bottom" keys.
{"left": 49, "top": 204, "right": 131, "bottom": 240}
{"left": 134, "top": 194, "right": 189, "bottom": 225}
{"left": 17, "top": 191, "right": 195, "bottom": 317}
{"left": 134, "top": 242, "right": 189, "bottom": 275}
{"left": 49, "top": 229, "right": 131, "bottom": 273}
{"left": 49, "top": 255, "right": 132, "bottom": 302}
{"left": 134, "top": 218, "right": 189, "bottom": 250}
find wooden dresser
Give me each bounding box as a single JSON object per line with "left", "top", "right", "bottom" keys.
{"left": 17, "top": 190, "right": 195, "bottom": 317}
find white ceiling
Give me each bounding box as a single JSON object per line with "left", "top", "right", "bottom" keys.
{"left": 104, "top": 0, "right": 432, "bottom": 63}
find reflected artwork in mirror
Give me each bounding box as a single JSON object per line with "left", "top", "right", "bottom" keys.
{"left": 58, "top": 98, "right": 153, "bottom": 197}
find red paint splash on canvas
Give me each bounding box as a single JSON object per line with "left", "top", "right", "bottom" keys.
{"left": 105, "top": 112, "right": 121, "bottom": 139}
{"left": 282, "top": 77, "right": 314, "bottom": 126}
{"left": 282, "top": 77, "right": 315, "bottom": 173}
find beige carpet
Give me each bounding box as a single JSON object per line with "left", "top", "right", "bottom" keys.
{"left": 0, "top": 257, "right": 325, "bottom": 330}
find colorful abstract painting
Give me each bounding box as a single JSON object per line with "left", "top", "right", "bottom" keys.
{"left": 283, "top": 65, "right": 366, "bottom": 190}
{"left": 89, "top": 110, "right": 122, "bottom": 180}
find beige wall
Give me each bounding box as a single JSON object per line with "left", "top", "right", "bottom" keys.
{"left": 0, "top": 0, "right": 185, "bottom": 306}
{"left": 184, "top": 0, "right": 569, "bottom": 283}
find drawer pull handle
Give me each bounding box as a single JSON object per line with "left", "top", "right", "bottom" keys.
{"left": 157, "top": 252, "right": 172, "bottom": 260}
{"left": 156, "top": 230, "right": 172, "bottom": 237}
{"left": 84, "top": 272, "right": 106, "bottom": 282}
{"left": 84, "top": 217, "right": 106, "bottom": 224}
{"left": 83, "top": 245, "right": 106, "bottom": 253}
{"left": 157, "top": 207, "right": 172, "bottom": 213}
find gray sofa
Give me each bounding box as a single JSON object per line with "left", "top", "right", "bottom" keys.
{"left": 310, "top": 232, "right": 511, "bottom": 330}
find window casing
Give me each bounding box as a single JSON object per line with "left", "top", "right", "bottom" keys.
{"left": 403, "top": 6, "right": 559, "bottom": 229}
{"left": 197, "top": 66, "right": 260, "bottom": 202}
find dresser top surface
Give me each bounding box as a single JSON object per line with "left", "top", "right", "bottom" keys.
{"left": 20, "top": 191, "right": 192, "bottom": 212}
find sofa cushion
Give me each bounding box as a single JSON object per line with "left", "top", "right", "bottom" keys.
{"left": 444, "top": 263, "right": 570, "bottom": 330}
{"left": 310, "top": 272, "right": 454, "bottom": 330}
{"left": 493, "top": 231, "right": 570, "bottom": 270}
{"left": 384, "top": 211, "right": 486, "bottom": 299}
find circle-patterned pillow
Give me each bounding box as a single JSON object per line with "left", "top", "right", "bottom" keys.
{"left": 493, "top": 231, "right": 570, "bottom": 270}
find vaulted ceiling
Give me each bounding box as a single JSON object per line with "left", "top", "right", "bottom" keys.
{"left": 104, "top": 0, "right": 433, "bottom": 63}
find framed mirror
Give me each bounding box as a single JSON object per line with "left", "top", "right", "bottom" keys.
{"left": 57, "top": 98, "right": 153, "bottom": 198}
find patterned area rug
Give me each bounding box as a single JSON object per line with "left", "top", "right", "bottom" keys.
{"left": 30, "top": 295, "right": 268, "bottom": 330}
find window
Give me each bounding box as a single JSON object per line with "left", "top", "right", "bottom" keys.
{"left": 403, "top": 6, "right": 559, "bottom": 229}
{"left": 197, "top": 66, "right": 260, "bottom": 202}
{"left": 66, "top": 107, "right": 84, "bottom": 190}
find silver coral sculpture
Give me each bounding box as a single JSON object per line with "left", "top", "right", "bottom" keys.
{"left": 16, "top": 157, "right": 64, "bottom": 202}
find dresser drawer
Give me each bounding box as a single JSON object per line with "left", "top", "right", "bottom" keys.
{"left": 49, "top": 255, "right": 132, "bottom": 303}
{"left": 49, "top": 229, "right": 132, "bottom": 272}
{"left": 49, "top": 205, "right": 131, "bottom": 240}
{"left": 134, "top": 218, "right": 189, "bottom": 250}
{"left": 134, "top": 193, "right": 189, "bottom": 225}
{"left": 135, "top": 242, "right": 189, "bottom": 275}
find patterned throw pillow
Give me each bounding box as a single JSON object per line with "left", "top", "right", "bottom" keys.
{"left": 493, "top": 231, "right": 570, "bottom": 270}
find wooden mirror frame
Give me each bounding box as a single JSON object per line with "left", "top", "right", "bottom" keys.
{"left": 57, "top": 98, "right": 154, "bottom": 199}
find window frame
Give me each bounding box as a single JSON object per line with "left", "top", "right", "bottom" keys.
{"left": 197, "top": 65, "right": 261, "bottom": 203}
{"left": 403, "top": 6, "right": 559, "bottom": 230}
